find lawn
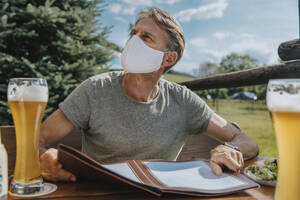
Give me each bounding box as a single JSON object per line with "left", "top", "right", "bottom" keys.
{"left": 164, "top": 74, "right": 195, "bottom": 82}
{"left": 206, "top": 100, "right": 277, "bottom": 158}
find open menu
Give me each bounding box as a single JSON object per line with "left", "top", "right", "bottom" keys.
{"left": 57, "top": 144, "right": 259, "bottom": 197}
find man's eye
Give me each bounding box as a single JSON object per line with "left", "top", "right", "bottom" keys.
{"left": 142, "top": 35, "right": 151, "bottom": 40}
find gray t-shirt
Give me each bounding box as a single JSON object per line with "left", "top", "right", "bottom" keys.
{"left": 59, "top": 71, "right": 213, "bottom": 163}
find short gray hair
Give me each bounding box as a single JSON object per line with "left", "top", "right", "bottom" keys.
{"left": 135, "top": 7, "right": 185, "bottom": 73}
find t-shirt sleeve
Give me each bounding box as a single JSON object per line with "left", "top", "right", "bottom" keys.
{"left": 59, "top": 79, "right": 92, "bottom": 130}
{"left": 184, "top": 88, "right": 214, "bottom": 135}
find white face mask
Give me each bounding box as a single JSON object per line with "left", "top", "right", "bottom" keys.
{"left": 121, "top": 35, "right": 165, "bottom": 73}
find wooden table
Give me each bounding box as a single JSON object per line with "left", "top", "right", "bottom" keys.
{"left": 7, "top": 158, "right": 275, "bottom": 200}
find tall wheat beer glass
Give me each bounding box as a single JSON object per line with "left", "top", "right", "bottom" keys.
{"left": 267, "top": 79, "right": 300, "bottom": 200}
{"left": 7, "top": 78, "right": 48, "bottom": 194}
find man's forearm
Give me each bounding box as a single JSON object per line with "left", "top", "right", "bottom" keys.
{"left": 231, "top": 133, "right": 259, "bottom": 160}
{"left": 38, "top": 109, "right": 75, "bottom": 156}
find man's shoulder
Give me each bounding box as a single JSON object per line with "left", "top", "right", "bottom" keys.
{"left": 89, "top": 70, "right": 123, "bottom": 82}
{"left": 87, "top": 70, "right": 123, "bottom": 87}
{"left": 161, "top": 78, "right": 201, "bottom": 102}
{"left": 161, "top": 78, "right": 190, "bottom": 94}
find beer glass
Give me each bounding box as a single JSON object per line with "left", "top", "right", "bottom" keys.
{"left": 7, "top": 78, "right": 48, "bottom": 194}
{"left": 267, "top": 79, "right": 300, "bottom": 200}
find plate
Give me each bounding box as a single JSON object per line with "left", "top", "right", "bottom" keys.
{"left": 243, "top": 168, "right": 276, "bottom": 187}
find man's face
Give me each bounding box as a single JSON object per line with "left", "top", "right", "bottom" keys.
{"left": 130, "top": 18, "right": 168, "bottom": 52}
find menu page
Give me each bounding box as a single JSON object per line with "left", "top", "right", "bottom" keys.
{"left": 104, "top": 163, "right": 141, "bottom": 183}
{"left": 144, "top": 160, "right": 246, "bottom": 190}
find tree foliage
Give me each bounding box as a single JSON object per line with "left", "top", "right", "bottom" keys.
{"left": 195, "top": 53, "right": 267, "bottom": 100}
{"left": 218, "top": 53, "right": 258, "bottom": 73}
{"left": 193, "top": 61, "right": 218, "bottom": 78}
{"left": 0, "top": 0, "right": 120, "bottom": 125}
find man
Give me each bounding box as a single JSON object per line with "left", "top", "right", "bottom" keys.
{"left": 40, "top": 7, "right": 259, "bottom": 182}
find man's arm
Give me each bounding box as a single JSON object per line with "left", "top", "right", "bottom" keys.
{"left": 39, "top": 109, "right": 77, "bottom": 182}
{"left": 205, "top": 113, "right": 259, "bottom": 175}
{"left": 40, "top": 109, "right": 74, "bottom": 153}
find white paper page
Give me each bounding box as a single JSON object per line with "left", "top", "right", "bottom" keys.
{"left": 104, "top": 163, "right": 141, "bottom": 183}
{"left": 144, "top": 161, "right": 246, "bottom": 190}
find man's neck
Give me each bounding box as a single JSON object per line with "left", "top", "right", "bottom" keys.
{"left": 122, "top": 71, "right": 162, "bottom": 102}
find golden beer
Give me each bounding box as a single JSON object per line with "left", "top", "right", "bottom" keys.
{"left": 267, "top": 79, "right": 300, "bottom": 200}
{"left": 7, "top": 78, "right": 48, "bottom": 194}
{"left": 270, "top": 112, "right": 300, "bottom": 200}
{"left": 8, "top": 101, "right": 47, "bottom": 183}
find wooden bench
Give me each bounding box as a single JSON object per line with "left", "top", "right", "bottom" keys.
{"left": 0, "top": 126, "right": 221, "bottom": 170}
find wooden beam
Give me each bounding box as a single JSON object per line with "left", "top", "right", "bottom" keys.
{"left": 179, "top": 61, "right": 300, "bottom": 90}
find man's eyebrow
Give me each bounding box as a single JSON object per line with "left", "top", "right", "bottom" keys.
{"left": 144, "top": 31, "right": 155, "bottom": 38}
{"left": 142, "top": 31, "right": 157, "bottom": 41}
{"left": 129, "top": 28, "right": 156, "bottom": 39}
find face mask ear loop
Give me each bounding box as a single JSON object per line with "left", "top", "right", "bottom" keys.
{"left": 157, "top": 50, "right": 169, "bottom": 76}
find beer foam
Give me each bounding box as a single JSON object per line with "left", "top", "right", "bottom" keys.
{"left": 267, "top": 79, "right": 300, "bottom": 112}
{"left": 7, "top": 84, "right": 48, "bottom": 102}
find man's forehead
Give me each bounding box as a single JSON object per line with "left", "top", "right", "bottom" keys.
{"left": 134, "top": 18, "right": 167, "bottom": 38}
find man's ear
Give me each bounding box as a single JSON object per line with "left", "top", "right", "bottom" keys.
{"left": 162, "top": 51, "right": 177, "bottom": 68}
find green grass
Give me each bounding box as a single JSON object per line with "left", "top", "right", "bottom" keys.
{"left": 164, "top": 74, "right": 195, "bottom": 82}
{"left": 206, "top": 100, "right": 277, "bottom": 158}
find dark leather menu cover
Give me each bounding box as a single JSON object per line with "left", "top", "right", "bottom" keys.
{"left": 58, "top": 144, "right": 259, "bottom": 197}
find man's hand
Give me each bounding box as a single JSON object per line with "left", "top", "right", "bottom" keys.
{"left": 40, "top": 148, "right": 76, "bottom": 182}
{"left": 210, "top": 145, "right": 244, "bottom": 176}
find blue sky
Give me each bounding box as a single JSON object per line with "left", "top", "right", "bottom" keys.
{"left": 100, "top": 0, "right": 298, "bottom": 75}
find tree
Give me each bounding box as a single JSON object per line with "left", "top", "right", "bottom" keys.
{"left": 196, "top": 53, "right": 263, "bottom": 99}
{"left": 217, "top": 53, "right": 259, "bottom": 97}
{"left": 193, "top": 61, "right": 218, "bottom": 78}
{"left": 0, "top": 0, "right": 120, "bottom": 125}
{"left": 218, "top": 53, "right": 258, "bottom": 73}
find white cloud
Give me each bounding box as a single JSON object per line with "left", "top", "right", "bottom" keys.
{"left": 183, "top": 31, "right": 279, "bottom": 75}
{"left": 267, "top": 51, "right": 278, "bottom": 65}
{"left": 114, "top": 16, "right": 129, "bottom": 23}
{"left": 213, "top": 32, "right": 231, "bottom": 39}
{"left": 109, "top": 31, "right": 279, "bottom": 76}
{"left": 173, "top": 60, "right": 200, "bottom": 75}
{"left": 200, "top": 49, "right": 226, "bottom": 59}
{"left": 182, "top": 43, "right": 191, "bottom": 59}
{"left": 175, "top": 0, "right": 228, "bottom": 22}
{"left": 122, "top": 6, "right": 136, "bottom": 15}
{"left": 122, "top": 0, "right": 152, "bottom": 6}
{"left": 108, "top": 3, "right": 136, "bottom": 15}
{"left": 155, "top": 0, "right": 181, "bottom": 5}
{"left": 190, "top": 37, "right": 208, "bottom": 48}
{"left": 122, "top": 0, "right": 180, "bottom": 5}
{"left": 109, "top": 0, "right": 181, "bottom": 16}
{"left": 114, "top": 52, "right": 122, "bottom": 62}
{"left": 109, "top": 4, "right": 122, "bottom": 14}
{"left": 229, "top": 37, "right": 270, "bottom": 55}
{"left": 240, "top": 33, "right": 255, "bottom": 40}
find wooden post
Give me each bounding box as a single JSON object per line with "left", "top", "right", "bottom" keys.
{"left": 179, "top": 61, "right": 300, "bottom": 90}
{"left": 299, "top": 0, "right": 300, "bottom": 37}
